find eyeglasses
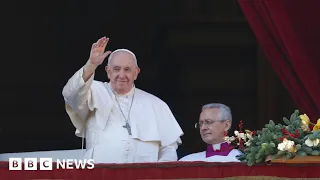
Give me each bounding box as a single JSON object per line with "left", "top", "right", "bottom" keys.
{"left": 194, "top": 120, "right": 225, "bottom": 129}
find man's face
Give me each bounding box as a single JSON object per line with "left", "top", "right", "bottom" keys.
{"left": 105, "top": 51, "right": 140, "bottom": 94}
{"left": 199, "top": 108, "right": 230, "bottom": 144}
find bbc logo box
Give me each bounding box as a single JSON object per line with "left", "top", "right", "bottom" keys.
{"left": 9, "top": 158, "right": 53, "bottom": 170}
{"left": 9, "top": 158, "right": 95, "bottom": 170}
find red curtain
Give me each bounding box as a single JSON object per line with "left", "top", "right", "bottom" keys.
{"left": 237, "top": 0, "right": 320, "bottom": 122}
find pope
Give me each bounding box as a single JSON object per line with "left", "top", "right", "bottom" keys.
{"left": 62, "top": 37, "right": 184, "bottom": 163}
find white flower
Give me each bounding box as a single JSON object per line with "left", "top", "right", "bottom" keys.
{"left": 277, "top": 142, "right": 286, "bottom": 151}
{"left": 224, "top": 136, "right": 236, "bottom": 144}
{"left": 245, "top": 140, "right": 251, "bottom": 146}
{"left": 277, "top": 138, "right": 295, "bottom": 151}
{"left": 229, "top": 136, "right": 235, "bottom": 141}
{"left": 234, "top": 130, "right": 246, "bottom": 141}
{"left": 246, "top": 133, "right": 253, "bottom": 140}
{"left": 305, "top": 138, "right": 320, "bottom": 147}
{"left": 239, "top": 133, "right": 246, "bottom": 140}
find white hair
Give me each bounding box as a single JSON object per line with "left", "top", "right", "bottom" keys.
{"left": 202, "top": 103, "right": 232, "bottom": 124}
{"left": 107, "top": 49, "right": 138, "bottom": 67}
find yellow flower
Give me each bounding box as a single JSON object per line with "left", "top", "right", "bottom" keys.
{"left": 288, "top": 145, "right": 297, "bottom": 153}
{"left": 300, "top": 114, "right": 310, "bottom": 126}
{"left": 313, "top": 118, "right": 320, "bottom": 131}
{"left": 301, "top": 124, "right": 310, "bottom": 132}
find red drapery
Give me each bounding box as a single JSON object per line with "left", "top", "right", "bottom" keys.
{"left": 238, "top": 0, "right": 320, "bottom": 122}
{"left": 1, "top": 161, "right": 320, "bottom": 179}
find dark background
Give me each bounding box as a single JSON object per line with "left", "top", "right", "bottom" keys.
{"left": 3, "top": 0, "right": 295, "bottom": 158}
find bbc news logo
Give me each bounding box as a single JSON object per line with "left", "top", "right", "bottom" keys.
{"left": 9, "top": 158, "right": 94, "bottom": 170}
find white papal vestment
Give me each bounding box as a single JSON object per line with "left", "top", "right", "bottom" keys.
{"left": 62, "top": 67, "right": 184, "bottom": 163}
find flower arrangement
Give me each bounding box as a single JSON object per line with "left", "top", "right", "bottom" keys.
{"left": 224, "top": 120, "right": 256, "bottom": 151}
{"left": 224, "top": 110, "right": 320, "bottom": 166}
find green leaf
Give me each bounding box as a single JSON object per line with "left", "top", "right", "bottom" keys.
{"left": 247, "top": 159, "right": 255, "bottom": 166}
{"left": 296, "top": 151, "right": 307, "bottom": 156}
{"left": 265, "top": 124, "right": 272, "bottom": 130}
{"left": 264, "top": 147, "right": 271, "bottom": 155}
{"left": 308, "top": 134, "right": 315, "bottom": 140}
{"left": 255, "top": 152, "right": 261, "bottom": 159}
{"left": 255, "top": 157, "right": 264, "bottom": 163}
{"left": 244, "top": 148, "right": 252, "bottom": 154}
{"left": 270, "top": 142, "right": 276, "bottom": 148}
{"left": 269, "top": 120, "right": 275, "bottom": 127}
{"left": 283, "top": 117, "right": 291, "bottom": 125}
{"left": 275, "top": 124, "right": 282, "bottom": 130}
{"left": 272, "top": 135, "right": 278, "bottom": 140}
{"left": 269, "top": 148, "right": 277, "bottom": 155}
{"left": 301, "top": 146, "right": 313, "bottom": 153}
{"left": 288, "top": 153, "right": 295, "bottom": 159}
{"left": 290, "top": 110, "right": 298, "bottom": 123}
{"left": 282, "top": 152, "right": 294, "bottom": 160}
{"left": 277, "top": 150, "right": 285, "bottom": 156}
{"left": 293, "top": 121, "right": 301, "bottom": 128}
{"left": 314, "top": 130, "right": 320, "bottom": 136}
{"left": 311, "top": 150, "right": 320, "bottom": 156}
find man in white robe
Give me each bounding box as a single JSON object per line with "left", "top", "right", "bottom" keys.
{"left": 179, "top": 103, "right": 241, "bottom": 162}
{"left": 62, "top": 36, "right": 184, "bottom": 163}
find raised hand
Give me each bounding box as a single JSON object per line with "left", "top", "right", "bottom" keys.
{"left": 83, "top": 37, "right": 112, "bottom": 82}
{"left": 89, "top": 37, "right": 112, "bottom": 66}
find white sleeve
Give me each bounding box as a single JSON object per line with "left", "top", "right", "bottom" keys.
{"left": 158, "top": 142, "right": 178, "bottom": 162}
{"left": 62, "top": 67, "right": 95, "bottom": 136}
